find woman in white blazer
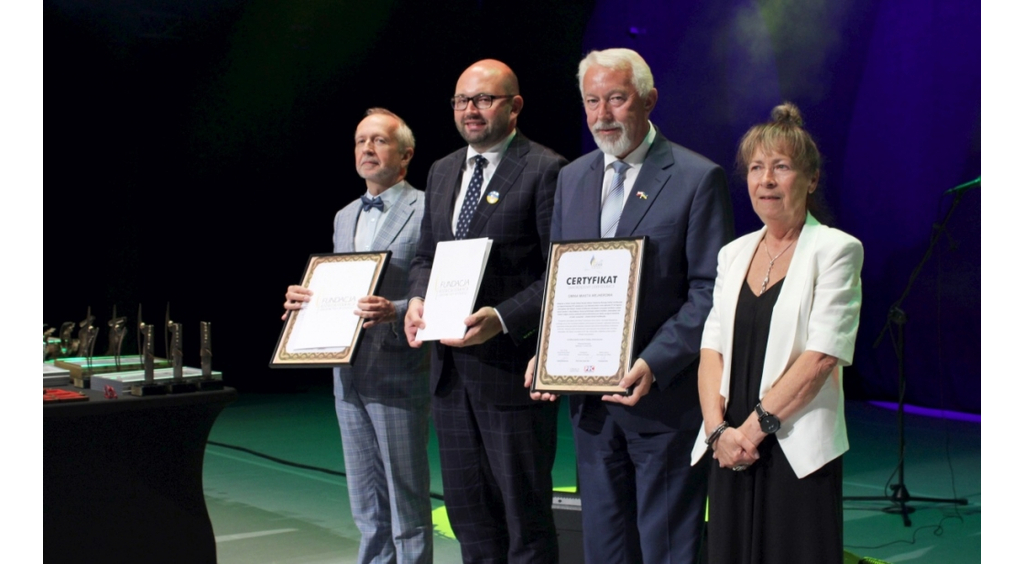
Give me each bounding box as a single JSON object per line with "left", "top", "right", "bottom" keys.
{"left": 690, "top": 103, "right": 863, "bottom": 563}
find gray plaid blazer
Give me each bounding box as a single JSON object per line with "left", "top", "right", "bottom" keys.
{"left": 334, "top": 181, "right": 429, "bottom": 399}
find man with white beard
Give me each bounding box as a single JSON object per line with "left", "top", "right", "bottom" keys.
{"left": 526, "top": 48, "right": 733, "bottom": 564}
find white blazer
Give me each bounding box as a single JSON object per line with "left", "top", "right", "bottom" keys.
{"left": 690, "top": 213, "right": 863, "bottom": 478}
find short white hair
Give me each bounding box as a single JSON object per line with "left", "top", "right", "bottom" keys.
{"left": 364, "top": 107, "right": 416, "bottom": 152}
{"left": 577, "top": 48, "right": 654, "bottom": 99}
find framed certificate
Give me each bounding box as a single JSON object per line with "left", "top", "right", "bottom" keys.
{"left": 531, "top": 237, "right": 646, "bottom": 395}
{"left": 270, "top": 251, "right": 390, "bottom": 367}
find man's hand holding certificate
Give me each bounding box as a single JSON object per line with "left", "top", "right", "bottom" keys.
{"left": 271, "top": 252, "right": 390, "bottom": 367}
{"left": 530, "top": 238, "right": 646, "bottom": 395}
{"left": 286, "top": 259, "right": 379, "bottom": 352}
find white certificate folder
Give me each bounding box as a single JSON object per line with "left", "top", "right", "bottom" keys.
{"left": 416, "top": 238, "right": 493, "bottom": 341}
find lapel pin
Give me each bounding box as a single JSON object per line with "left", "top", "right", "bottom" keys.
{"left": 486, "top": 190, "right": 500, "bottom": 204}
{"left": 636, "top": 191, "right": 648, "bottom": 200}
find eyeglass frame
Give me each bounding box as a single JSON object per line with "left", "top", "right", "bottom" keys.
{"left": 450, "top": 94, "right": 515, "bottom": 111}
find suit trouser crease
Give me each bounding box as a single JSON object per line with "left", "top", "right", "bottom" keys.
{"left": 336, "top": 372, "right": 433, "bottom": 564}
{"left": 574, "top": 402, "right": 708, "bottom": 564}
{"left": 433, "top": 373, "right": 559, "bottom": 564}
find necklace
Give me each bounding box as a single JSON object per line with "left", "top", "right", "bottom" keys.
{"left": 760, "top": 237, "right": 796, "bottom": 295}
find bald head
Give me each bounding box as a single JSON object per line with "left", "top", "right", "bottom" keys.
{"left": 459, "top": 59, "right": 520, "bottom": 96}
{"left": 453, "top": 59, "right": 524, "bottom": 151}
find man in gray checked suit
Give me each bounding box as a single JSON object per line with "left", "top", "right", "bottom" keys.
{"left": 283, "top": 108, "right": 432, "bottom": 564}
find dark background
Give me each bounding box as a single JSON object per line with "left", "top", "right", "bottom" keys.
{"left": 44, "top": 0, "right": 980, "bottom": 412}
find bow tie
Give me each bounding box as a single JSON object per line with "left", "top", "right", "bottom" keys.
{"left": 360, "top": 195, "right": 384, "bottom": 212}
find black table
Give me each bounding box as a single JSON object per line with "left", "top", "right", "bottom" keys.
{"left": 44, "top": 386, "right": 236, "bottom": 564}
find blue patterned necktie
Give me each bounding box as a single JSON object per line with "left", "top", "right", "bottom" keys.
{"left": 456, "top": 155, "right": 487, "bottom": 239}
{"left": 360, "top": 194, "right": 384, "bottom": 212}
{"left": 600, "top": 161, "right": 631, "bottom": 238}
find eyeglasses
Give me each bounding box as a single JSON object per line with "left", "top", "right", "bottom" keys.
{"left": 451, "top": 94, "right": 513, "bottom": 110}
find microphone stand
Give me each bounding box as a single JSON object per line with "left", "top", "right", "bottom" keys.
{"left": 843, "top": 180, "right": 976, "bottom": 526}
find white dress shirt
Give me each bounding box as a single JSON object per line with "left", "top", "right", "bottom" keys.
{"left": 450, "top": 131, "right": 517, "bottom": 234}
{"left": 354, "top": 180, "right": 406, "bottom": 251}
{"left": 444, "top": 131, "right": 518, "bottom": 334}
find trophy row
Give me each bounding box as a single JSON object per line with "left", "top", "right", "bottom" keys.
{"left": 44, "top": 305, "right": 223, "bottom": 397}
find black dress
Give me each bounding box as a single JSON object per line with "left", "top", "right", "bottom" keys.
{"left": 706, "top": 280, "right": 844, "bottom": 564}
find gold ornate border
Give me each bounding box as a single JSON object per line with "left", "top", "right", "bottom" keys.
{"left": 534, "top": 238, "right": 644, "bottom": 394}
{"left": 271, "top": 252, "right": 388, "bottom": 366}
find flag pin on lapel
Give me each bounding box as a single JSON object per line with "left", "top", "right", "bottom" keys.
{"left": 636, "top": 191, "right": 648, "bottom": 200}
{"left": 486, "top": 190, "right": 500, "bottom": 204}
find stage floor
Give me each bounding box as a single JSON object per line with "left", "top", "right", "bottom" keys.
{"left": 203, "top": 385, "right": 980, "bottom": 563}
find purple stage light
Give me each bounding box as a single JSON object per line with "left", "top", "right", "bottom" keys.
{"left": 868, "top": 401, "right": 980, "bottom": 423}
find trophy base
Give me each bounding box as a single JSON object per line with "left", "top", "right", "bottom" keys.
{"left": 43, "top": 364, "right": 71, "bottom": 387}
{"left": 130, "top": 383, "right": 169, "bottom": 397}
{"left": 167, "top": 381, "right": 199, "bottom": 394}
{"left": 53, "top": 357, "right": 171, "bottom": 378}
{"left": 92, "top": 367, "right": 222, "bottom": 396}
{"left": 197, "top": 379, "right": 225, "bottom": 391}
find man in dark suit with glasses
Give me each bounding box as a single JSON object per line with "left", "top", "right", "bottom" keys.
{"left": 405, "top": 59, "right": 567, "bottom": 564}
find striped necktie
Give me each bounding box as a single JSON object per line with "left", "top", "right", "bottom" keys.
{"left": 600, "top": 160, "right": 631, "bottom": 238}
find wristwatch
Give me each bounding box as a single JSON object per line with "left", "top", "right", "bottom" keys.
{"left": 755, "top": 402, "right": 780, "bottom": 434}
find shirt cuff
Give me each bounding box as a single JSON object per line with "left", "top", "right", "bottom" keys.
{"left": 492, "top": 307, "right": 509, "bottom": 334}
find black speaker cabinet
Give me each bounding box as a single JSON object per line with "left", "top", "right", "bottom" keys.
{"left": 553, "top": 491, "right": 584, "bottom": 564}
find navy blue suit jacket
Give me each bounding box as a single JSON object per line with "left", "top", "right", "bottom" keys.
{"left": 409, "top": 131, "right": 567, "bottom": 406}
{"left": 552, "top": 130, "right": 734, "bottom": 433}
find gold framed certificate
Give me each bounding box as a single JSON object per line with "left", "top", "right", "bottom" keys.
{"left": 270, "top": 252, "right": 390, "bottom": 367}
{"left": 532, "top": 237, "right": 646, "bottom": 395}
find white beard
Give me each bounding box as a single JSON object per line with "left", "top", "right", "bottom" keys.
{"left": 590, "top": 120, "right": 635, "bottom": 157}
